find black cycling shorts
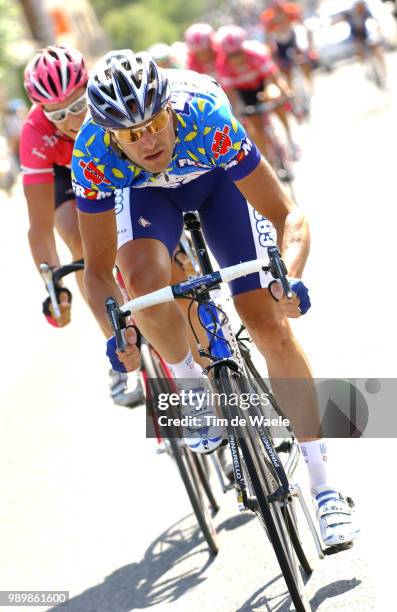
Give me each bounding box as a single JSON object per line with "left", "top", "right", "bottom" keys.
{"left": 236, "top": 85, "right": 264, "bottom": 107}
{"left": 54, "top": 164, "right": 74, "bottom": 209}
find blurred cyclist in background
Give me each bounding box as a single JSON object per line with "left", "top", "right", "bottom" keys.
{"left": 185, "top": 23, "right": 217, "bottom": 77}
{"left": 261, "top": 0, "right": 316, "bottom": 92}
{"left": 215, "top": 25, "right": 299, "bottom": 160}
{"left": 3, "top": 98, "right": 26, "bottom": 169}
{"left": 0, "top": 99, "right": 26, "bottom": 192}
{"left": 20, "top": 45, "right": 142, "bottom": 407}
{"left": 147, "top": 43, "right": 185, "bottom": 69}
{"left": 339, "top": 0, "right": 387, "bottom": 81}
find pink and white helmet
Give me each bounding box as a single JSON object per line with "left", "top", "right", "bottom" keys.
{"left": 184, "top": 23, "right": 214, "bottom": 52}
{"left": 215, "top": 25, "right": 246, "bottom": 54}
{"left": 24, "top": 45, "right": 88, "bottom": 104}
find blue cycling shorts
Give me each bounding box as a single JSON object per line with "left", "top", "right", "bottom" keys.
{"left": 115, "top": 168, "right": 276, "bottom": 296}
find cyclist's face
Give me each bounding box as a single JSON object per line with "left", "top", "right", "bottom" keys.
{"left": 195, "top": 47, "right": 215, "bottom": 63}
{"left": 114, "top": 106, "right": 176, "bottom": 173}
{"left": 42, "top": 86, "right": 87, "bottom": 140}
{"left": 228, "top": 51, "right": 246, "bottom": 67}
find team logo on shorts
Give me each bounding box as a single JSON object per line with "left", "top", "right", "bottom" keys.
{"left": 138, "top": 216, "right": 151, "bottom": 228}
{"left": 78, "top": 160, "right": 111, "bottom": 186}
{"left": 211, "top": 125, "right": 232, "bottom": 160}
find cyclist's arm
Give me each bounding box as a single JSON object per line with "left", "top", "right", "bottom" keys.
{"left": 24, "top": 182, "right": 60, "bottom": 270}
{"left": 234, "top": 158, "right": 310, "bottom": 277}
{"left": 77, "top": 207, "right": 124, "bottom": 337}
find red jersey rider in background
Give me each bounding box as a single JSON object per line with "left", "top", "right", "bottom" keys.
{"left": 215, "top": 25, "right": 299, "bottom": 161}
{"left": 185, "top": 23, "right": 217, "bottom": 77}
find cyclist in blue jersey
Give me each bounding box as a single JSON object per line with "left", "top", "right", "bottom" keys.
{"left": 72, "top": 50, "right": 359, "bottom": 548}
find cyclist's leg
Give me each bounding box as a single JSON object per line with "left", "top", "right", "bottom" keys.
{"left": 200, "top": 173, "right": 320, "bottom": 439}
{"left": 245, "top": 115, "right": 271, "bottom": 159}
{"left": 200, "top": 173, "right": 359, "bottom": 544}
{"left": 368, "top": 40, "right": 387, "bottom": 79}
{"left": 115, "top": 183, "right": 225, "bottom": 450}
{"left": 170, "top": 255, "right": 209, "bottom": 368}
{"left": 53, "top": 165, "right": 85, "bottom": 297}
{"left": 115, "top": 187, "right": 189, "bottom": 364}
{"left": 236, "top": 87, "right": 271, "bottom": 158}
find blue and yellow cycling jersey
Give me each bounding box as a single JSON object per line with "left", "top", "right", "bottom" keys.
{"left": 72, "top": 70, "right": 261, "bottom": 213}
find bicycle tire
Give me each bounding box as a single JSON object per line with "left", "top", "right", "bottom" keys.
{"left": 194, "top": 454, "right": 220, "bottom": 514}
{"left": 239, "top": 348, "right": 313, "bottom": 575}
{"left": 217, "top": 365, "right": 311, "bottom": 611}
{"left": 142, "top": 343, "right": 219, "bottom": 555}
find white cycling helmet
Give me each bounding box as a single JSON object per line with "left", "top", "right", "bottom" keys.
{"left": 87, "top": 49, "right": 170, "bottom": 129}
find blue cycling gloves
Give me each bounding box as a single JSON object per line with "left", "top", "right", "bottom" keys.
{"left": 289, "top": 278, "right": 311, "bottom": 314}
{"left": 106, "top": 336, "right": 127, "bottom": 373}
{"left": 269, "top": 278, "right": 311, "bottom": 315}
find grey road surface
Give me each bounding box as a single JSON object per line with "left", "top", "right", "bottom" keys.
{"left": 2, "top": 53, "right": 397, "bottom": 612}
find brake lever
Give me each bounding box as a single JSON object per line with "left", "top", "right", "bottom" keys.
{"left": 265, "top": 247, "right": 293, "bottom": 299}
{"left": 39, "top": 263, "right": 61, "bottom": 318}
{"left": 106, "top": 297, "right": 127, "bottom": 352}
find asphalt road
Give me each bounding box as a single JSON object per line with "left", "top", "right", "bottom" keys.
{"left": 2, "top": 53, "right": 397, "bottom": 612}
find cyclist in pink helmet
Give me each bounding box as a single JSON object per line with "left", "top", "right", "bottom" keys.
{"left": 24, "top": 45, "right": 88, "bottom": 105}
{"left": 21, "top": 45, "right": 88, "bottom": 325}
{"left": 185, "top": 23, "right": 217, "bottom": 77}
{"left": 21, "top": 45, "right": 142, "bottom": 405}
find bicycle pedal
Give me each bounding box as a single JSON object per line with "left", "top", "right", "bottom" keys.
{"left": 323, "top": 541, "right": 354, "bottom": 556}
{"left": 274, "top": 441, "right": 291, "bottom": 453}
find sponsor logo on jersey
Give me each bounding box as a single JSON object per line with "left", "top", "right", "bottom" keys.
{"left": 177, "top": 158, "right": 209, "bottom": 169}
{"left": 72, "top": 181, "right": 113, "bottom": 200}
{"left": 254, "top": 209, "right": 274, "bottom": 247}
{"left": 224, "top": 137, "right": 252, "bottom": 169}
{"left": 211, "top": 124, "right": 232, "bottom": 159}
{"left": 78, "top": 160, "right": 111, "bottom": 186}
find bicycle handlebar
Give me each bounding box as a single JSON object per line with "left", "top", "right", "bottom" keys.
{"left": 108, "top": 248, "right": 291, "bottom": 351}
{"left": 39, "top": 259, "right": 84, "bottom": 320}
{"left": 39, "top": 263, "right": 61, "bottom": 318}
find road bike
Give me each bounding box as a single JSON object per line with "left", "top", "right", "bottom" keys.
{"left": 106, "top": 212, "right": 343, "bottom": 611}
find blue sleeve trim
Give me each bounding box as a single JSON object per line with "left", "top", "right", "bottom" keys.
{"left": 76, "top": 195, "right": 116, "bottom": 213}
{"left": 224, "top": 143, "right": 262, "bottom": 181}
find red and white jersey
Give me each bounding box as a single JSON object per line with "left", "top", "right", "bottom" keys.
{"left": 215, "top": 42, "right": 276, "bottom": 91}
{"left": 19, "top": 105, "right": 74, "bottom": 185}
{"left": 186, "top": 51, "right": 216, "bottom": 77}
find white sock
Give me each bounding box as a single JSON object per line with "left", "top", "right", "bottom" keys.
{"left": 299, "top": 439, "right": 335, "bottom": 496}
{"left": 165, "top": 351, "right": 203, "bottom": 381}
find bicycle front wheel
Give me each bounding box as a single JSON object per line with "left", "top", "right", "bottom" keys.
{"left": 239, "top": 348, "right": 313, "bottom": 575}
{"left": 217, "top": 365, "right": 311, "bottom": 611}
{"left": 142, "top": 343, "right": 219, "bottom": 555}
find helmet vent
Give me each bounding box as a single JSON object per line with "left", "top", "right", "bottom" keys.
{"left": 116, "top": 71, "right": 132, "bottom": 97}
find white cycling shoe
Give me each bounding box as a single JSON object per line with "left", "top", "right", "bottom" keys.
{"left": 180, "top": 384, "right": 225, "bottom": 454}
{"left": 109, "top": 369, "right": 144, "bottom": 408}
{"left": 312, "top": 484, "right": 360, "bottom": 548}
